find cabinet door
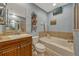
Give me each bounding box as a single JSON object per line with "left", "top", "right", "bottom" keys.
{"left": 20, "top": 42, "right": 32, "bottom": 56}
{"left": 24, "top": 42, "right": 32, "bottom": 56}
{"left": 0, "top": 50, "right": 3, "bottom": 56}
{"left": 2, "top": 44, "right": 19, "bottom": 56}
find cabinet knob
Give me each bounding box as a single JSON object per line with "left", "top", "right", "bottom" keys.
{"left": 17, "top": 46, "right": 20, "bottom": 48}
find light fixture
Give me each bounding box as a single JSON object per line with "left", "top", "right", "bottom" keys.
{"left": 0, "top": 6, "right": 4, "bottom": 9}
{"left": 53, "top": 3, "right": 56, "bottom": 6}
{"left": 11, "top": 20, "right": 15, "bottom": 23}
{"left": 3, "top": 3, "right": 6, "bottom": 6}
{"left": 12, "top": 14, "right": 16, "bottom": 18}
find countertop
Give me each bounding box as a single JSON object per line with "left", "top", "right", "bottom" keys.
{"left": 0, "top": 34, "right": 32, "bottom": 43}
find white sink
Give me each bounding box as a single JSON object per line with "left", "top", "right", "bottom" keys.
{"left": 7, "top": 35, "right": 20, "bottom": 39}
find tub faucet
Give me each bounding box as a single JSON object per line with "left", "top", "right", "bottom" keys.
{"left": 67, "top": 40, "right": 73, "bottom": 43}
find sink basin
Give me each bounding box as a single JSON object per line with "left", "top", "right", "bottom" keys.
{"left": 7, "top": 35, "right": 20, "bottom": 39}
{"left": 0, "top": 34, "right": 31, "bottom": 42}
{"left": 7, "top": 34, "right": 28, "bottom": 39}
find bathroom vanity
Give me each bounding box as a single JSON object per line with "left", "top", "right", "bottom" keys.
{"left": 0, "top": 4, "right": 32, "bottom": 56}
{"left": 0, "top": 34, "right": 32, "bottom": 56}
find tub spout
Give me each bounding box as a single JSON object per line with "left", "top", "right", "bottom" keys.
{"left": 67, "top": 40, "right": 73, "bottom": 43}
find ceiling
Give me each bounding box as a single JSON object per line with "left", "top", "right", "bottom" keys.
{"left": 34, "top": 3, "right": 68, "bottom": 12}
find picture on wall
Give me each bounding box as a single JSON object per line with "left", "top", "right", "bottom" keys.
{"left": 50, "top": 19, "right": 56, "bottom": 25}
{"left": 0, "top": 17, "right": 5, "bottom": 25}
{"left": 31, "top": 12, "right": 37, "bottom": 32}
{"left": 0, "top": 8, "right": 5, "bottom": 25}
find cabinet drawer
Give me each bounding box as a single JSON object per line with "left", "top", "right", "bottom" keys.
{"left": 20, "top": 37, "right": 32, "bottom": 43}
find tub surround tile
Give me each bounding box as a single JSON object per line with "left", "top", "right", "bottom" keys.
{"left": 39, "top": 31, "right": 73, "bottom": 41}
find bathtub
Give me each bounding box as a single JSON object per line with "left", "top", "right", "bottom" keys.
{"left": 39, "top": 37, "right": 74, "bottom": 56}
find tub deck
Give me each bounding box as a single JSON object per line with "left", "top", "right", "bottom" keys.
{"left": 39, "top": 37, "right": 74, "bottom": 56}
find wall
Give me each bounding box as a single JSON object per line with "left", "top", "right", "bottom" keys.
{"left": 0, "top": 25, "right": 5, "bottom": 33}
{"left": 73, "top": 31, "right": 79, "bottom": 56}
{"left": 7, "top": 3, "right": 26, "bottom": 17}
{"left": 25, "top": 4, "right": 48, "bottom": 36}
{"left": 48, "top": 4, "right": 74, "bottom": 32}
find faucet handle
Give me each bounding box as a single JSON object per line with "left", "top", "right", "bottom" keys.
{"left": 67, "top": 40, "right": 73, "bottom": 43}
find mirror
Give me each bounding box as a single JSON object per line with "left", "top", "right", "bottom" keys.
{"left": 6, "top": 13, "right": 26, "bottom": 33}
{"left": 0, "top": 3, "right": 26, "bottom": 34}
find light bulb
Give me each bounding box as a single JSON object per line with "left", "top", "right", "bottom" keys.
{"left": 0, "top": 6, "right": 4, "bottom": 9}
{"left": 53, "top": 3, "right": 56, "bottom": 6}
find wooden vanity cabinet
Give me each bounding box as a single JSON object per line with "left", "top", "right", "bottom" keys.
{"left": 0, "top": 36, "right": 32, "bottom": 56}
